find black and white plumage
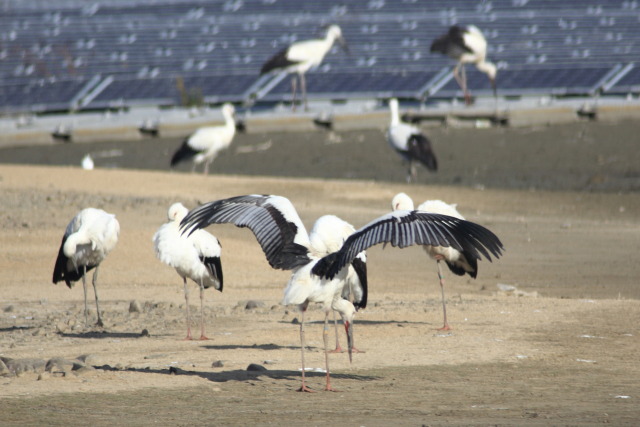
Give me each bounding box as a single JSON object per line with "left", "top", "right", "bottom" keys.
{"left": 52, "top": 208, "right": 120, "bottom": 327}
{"left": 430, "top": 25, "right": 497, "bottom": 105}
{"left": 153, "top": 203, "right": 223, "bottom": 340}
{"left": 392, "top": 193, "right": 478, "bottom": 330}
{"left": 170, "top": 103, "right": 236, "bottom": 174}
{"left": 180, "top": 195, "right": 365, "bottom": 392}
{"left": 260, "top": 25, "right": 349, "bottom": 111}
{"left": 309, "top": 215, "right": 367, "bottom": 353}
{"left": 387, "top": 98, "right": 438, "bottom": 183}
{"left": 310, "top": 205, "right": 504, "bottom": 286}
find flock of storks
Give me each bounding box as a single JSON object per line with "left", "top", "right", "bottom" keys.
{"left": 53, "top": 191, "right": 504, "bottom": 392}
{"left": 169, "top": 24, "right": 496, "bottom": 183}
{"left": 50, "top": 23, "right": 503, "bottom": 392}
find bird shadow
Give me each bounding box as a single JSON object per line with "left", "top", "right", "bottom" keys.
{"left": 0, "top": 326, "right": 36, "bottom": 333}
{"left": 201, "top": 343, "right": 303, "bottom": 351}
{"left": 281, "top": 319, "right": 432, "bottom": 326}
{"left": 93, "top": 364, "right": 380, "bottom": 384}
{"left": 57, "top": 331, "right": 169, "bottom": 339}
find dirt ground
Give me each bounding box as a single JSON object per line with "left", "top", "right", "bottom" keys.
{"left": 1, "top": 120, "right": 640, "bottom": 425}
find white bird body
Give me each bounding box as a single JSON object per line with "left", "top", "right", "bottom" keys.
{"left": 261, "top": 25, "right": 348, "bottom": 111}
{"left": 170, "top": 103, "right": 236, "bottom": 174}
{"left": 53, "top": 208, "right": 120, "bottom": 327}
{"left": 430, "top": 25, "right": 497, "bottom": 104}
{"left": 153, "top": 202, "right": 222, "bottom": 340}
{"left": 391, "top": 192, "right": 480, "bottom": 330}
{"left": 387, "top": 98, "right": 438, "bottom": 182}
{"left": 179, "top": 195, "right": 366, "bottom": 391}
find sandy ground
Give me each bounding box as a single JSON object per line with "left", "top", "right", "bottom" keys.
{"left": 1, "top": 120, "right": 640, "bottom": 425}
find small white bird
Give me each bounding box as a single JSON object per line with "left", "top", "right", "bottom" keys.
{"left": 387, "top": 98, "right": 438, "bottom": 183}
{"left": 52, "top": 208, "right": 120, "bottom": 327}
{"left": 430, "top": 25, "right": 497, "bottom": 105}
{"left": 261, "top": 25, "right": 349, "bottom": 111}
{"left": 179, "top": 195, "right": 366, "bottom": 392}
{"left": 170, "top": 103, "right": 236, "bottom": 174}
{"left": 153, "top": 203, "right": 223, "bottom": 340}
{"left": 392, "top": 192, "right": 480, "bottom": 331}
{"left": 81, "top": 154, "right": 94, "bottom": 170}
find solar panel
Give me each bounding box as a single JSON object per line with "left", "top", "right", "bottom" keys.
{"left": 605, "top": 66, "right": 640, "bottom": 94}
{"left": 1, "top": 0, "right": 640, "bottom": 112}
{"left": 262, "top": 71, "right": 438, "bottom": 100}
{"left": 433, "top": 66, "right": 615, "bottom": 97}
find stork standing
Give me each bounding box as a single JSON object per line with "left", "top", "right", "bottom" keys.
{"left": 260, "top": 25, "right": 349, "bottom": 111}
{"left": 387, "top": 98, "right": 438, "bottom": 183}
{"left": 179, "top": 195, "right": 363, "bottom": 392}
{"left": 181, "top": 194, "right": 504, "bottom": 391}
{"left": 170, "top": 103, "right": 236, "bottom": 174}
{"left": 311, "top": 203, "right": 504, "bottom": 319}
{"left": 52, "top": 208, "right": 120, "bottom": 327}
{"left": 153, "top": 203, "right": 223, "bottom": 340}
{"left": 430, "top": 25, "right": 497, "bottom": 105}
{"left": 392, "top": 192, "right": 482, "bottom": 331}
{"left": 309, "top": 215, "right": 367, "bottom": 354}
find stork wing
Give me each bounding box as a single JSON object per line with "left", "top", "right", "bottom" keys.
{"left": 408, "top": 133, "right": 438, "bottom": 171}
{"left": 312, "top": 211, "right": 504, "bottom": 280}
{"left": 180, "top": 195, "right": 311, "bottom": 271}
{"left": 349, "top": 254, "right": 368, "bottom": 310}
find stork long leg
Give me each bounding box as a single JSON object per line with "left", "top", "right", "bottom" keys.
{"left": 328, "top": 310, "right": 344, "bottom": 353}
{"left": 436, "top": 259, "right": 451, "bottom": 331}
{"left": 92, "top": 266, "right": 104, "bottom": 327}
{"left": 300, "top": 72, "right": 308, "bottom": 112}
{"left": 183, "top": 277, "right": 193, "bottom": 340}
{"left": 198, "top": 280, "right": 209, "bottom": 340}
{"left": 291, "top": 75, "right": 298, "bottom": 112}
{"left": 82, "top": 265, "right": 89, "bottom": 326}
{"left": 323, "top": 312, "right": 338, "bottom": 391}
{"left": 453, "top": 63, "right": 471, "bottom": 105}
{"left": 297, "top": 302, "right": 314, "bottom": 392}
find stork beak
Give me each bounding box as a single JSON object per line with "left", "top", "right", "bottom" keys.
{"left": 344, "top": 320, "right": 354, "bottom": 363}
{"left": 338, "top": 36, "right": 350, "bottom": 55}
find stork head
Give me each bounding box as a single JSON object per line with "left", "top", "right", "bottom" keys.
{"left": 477, "top": 61, "right": 497, "bottom": 98}
{"left": 325, "top": 24, "right": 349, "bottom": 54}
{"left": 221, "top": 103, "right": 235, "bottom": 120}
{"left": 168, "top": 202, "right": 188, "bottom": 222}
{"left": 391, "top": 192, "right": 414, "bottom": 211}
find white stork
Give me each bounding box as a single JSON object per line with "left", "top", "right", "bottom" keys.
{"left": 52, "top": 208, "right": 120, "bottom": 327}
{"left": 181, "top": 194, "right": 504, "bottom": 391}
{"left": 309, "top": 215, "right": 367, "bottom": 354}
{"left": 260, "top": 25, "right": 349, "bottom": 111}
{"left": 430, "top": 25, "right": 497, "bottom": 105}
{"left": 179, "top": 195, "right": 365, "bottom": 392}
{"left": 153, "top": 202, "right": 223, "bottom": 340}
{"left": 170, "top": 103, "right": 236, "bottom": 174}
{"left": 387, "top": 98, "right": 438, "bottom": 183}
{"left": 392, "top": 192, "right": 483, "bottom": 331}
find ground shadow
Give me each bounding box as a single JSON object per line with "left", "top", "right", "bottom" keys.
{"left": 201, "top": 343, "right": 302, "bottom": 351}
{"left": 0, "top": 326, "right": 36, "bottom": 333}
{"left": 58, "top": 331, "right": 164, "bottom": 339}
{"left": 93, "top": 364, "right": 380, "bottom": 384}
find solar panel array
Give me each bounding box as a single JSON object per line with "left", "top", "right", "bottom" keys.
{"left": 2, "top": 0, "right": 640, "bottom": 113}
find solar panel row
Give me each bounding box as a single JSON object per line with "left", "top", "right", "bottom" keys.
{"left": 1, "top": 0, "right": 639, "bottom": 113}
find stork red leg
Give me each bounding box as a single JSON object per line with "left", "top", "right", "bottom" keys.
{"left": 435, "top": 258, "right": 451, "bottom": 331}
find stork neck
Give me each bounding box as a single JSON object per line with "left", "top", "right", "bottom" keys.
{"left": 389, "top": 103, "right": 400, "bottom": 126}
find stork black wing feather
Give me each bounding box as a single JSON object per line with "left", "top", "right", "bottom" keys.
{"left": 180, "top": 195, "right": 311, "bottom": 271}
{"left": 312, "top": 212, "right": 504, "bottom": 280}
